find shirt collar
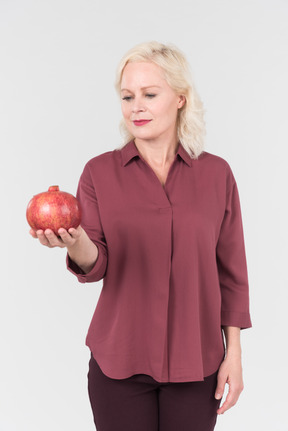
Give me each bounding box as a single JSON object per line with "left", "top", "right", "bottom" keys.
{"left": 121, "top": 140, "right": 193, "bottom": 167}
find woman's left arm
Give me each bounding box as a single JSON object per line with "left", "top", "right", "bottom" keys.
{"left": 215, "top": 326, "right": 244, "bottom": 415}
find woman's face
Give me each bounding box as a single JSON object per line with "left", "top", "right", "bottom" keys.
{"left": 120, "top": 62, "right": 185, "bottom": 145}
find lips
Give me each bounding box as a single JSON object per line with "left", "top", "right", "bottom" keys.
{"left": 133, "top": 120, "right": 152, "bottom": 126}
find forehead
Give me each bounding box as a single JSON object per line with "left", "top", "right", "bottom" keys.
{"left": 120, "top": 61, "right": 167, "bottom": 90}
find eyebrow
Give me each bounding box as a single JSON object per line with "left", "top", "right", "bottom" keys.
{"left": 120, "top": 85, "right": 161, "bottom": 92}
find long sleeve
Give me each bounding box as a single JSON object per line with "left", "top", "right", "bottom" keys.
{"left": 66, "top": 163, "right": 108, "bottom": 283}
{"left": 216, "top": 174, "right": 252, "bottom": 329}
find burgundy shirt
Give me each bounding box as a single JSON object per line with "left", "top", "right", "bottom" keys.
{"left": 67, "top": 140, "right": 252, "bottom": 383}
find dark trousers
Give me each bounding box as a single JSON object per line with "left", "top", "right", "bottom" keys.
{"left": 88, "top": 353, "right": 221, "bottom": 431}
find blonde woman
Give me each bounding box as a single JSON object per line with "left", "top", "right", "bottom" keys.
{"left": 30, "top": 41, "right": 252, "bottom": 431}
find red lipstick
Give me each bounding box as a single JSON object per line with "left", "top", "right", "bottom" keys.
{"left": 133, "top": 120, "right": 152, "bottom": 126}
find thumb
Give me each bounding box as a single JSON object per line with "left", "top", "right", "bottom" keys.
{"left": 215, "top": 376, "right": 226, "bottom": 400}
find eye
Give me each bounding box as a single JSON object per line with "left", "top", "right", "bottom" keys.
{"left": 146, "top": 93, "right": 156, "bottom": 98}
{"left": 122, "top": 96, "right": 132, "bottom": 101}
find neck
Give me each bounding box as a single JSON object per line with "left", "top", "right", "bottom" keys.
{"left": 134, "top": 137, "right": 179, "bottom": 168}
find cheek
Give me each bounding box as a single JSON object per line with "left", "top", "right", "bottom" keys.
{"left": 156, "top": 102, "right": 178, "bottom": 124}
{"left": 121, "top": 104, "right": 130, "bottom": 120}
{"left": 156, "top": 97, "right": 178, "bottom": 115}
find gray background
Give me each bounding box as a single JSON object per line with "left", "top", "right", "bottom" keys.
{"left": 1, "top": 0, "right": 287, "bottom": 430}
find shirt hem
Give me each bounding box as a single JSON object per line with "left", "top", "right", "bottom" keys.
{"left": 88, "top": 348, "right": 222, "bottom": 383}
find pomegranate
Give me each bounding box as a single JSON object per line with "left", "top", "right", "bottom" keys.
{"left": 26, "top": 185, "right": 81, "bottom": 234}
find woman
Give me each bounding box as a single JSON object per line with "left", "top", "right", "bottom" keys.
{"left": 30, "top": 41, "right": 252, "bottom": 431}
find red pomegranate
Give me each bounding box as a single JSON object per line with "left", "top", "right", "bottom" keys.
{"left": 26, "top": 185, "right": 81, "bottom": 234}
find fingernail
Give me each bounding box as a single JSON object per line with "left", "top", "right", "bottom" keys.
{"left": 215, "top": 393, "right": 222, "bottom": 399}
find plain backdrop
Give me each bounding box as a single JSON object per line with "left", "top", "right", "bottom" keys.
{"left": 1, "top": 0, "right": 287, "bottom": 430}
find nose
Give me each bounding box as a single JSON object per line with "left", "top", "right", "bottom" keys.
{"left": 131, "top": 97, "right": 145, "bottom": 113}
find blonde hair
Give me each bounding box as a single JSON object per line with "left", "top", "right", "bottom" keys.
{"left": 114, "top": 41, "right": 206, "bottom": 159}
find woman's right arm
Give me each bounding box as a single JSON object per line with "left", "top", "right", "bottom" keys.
{"left": 30, "top": 160, "right": 108, "bottom": 281}
{"left": 29, "top": 225, "right": 99, "bottom": 274}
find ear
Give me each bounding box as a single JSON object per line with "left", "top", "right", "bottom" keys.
{"left": 178, "top": 95, "right": 186, "bottom": 109}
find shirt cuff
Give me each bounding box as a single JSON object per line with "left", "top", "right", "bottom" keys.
{"left": 221, "top": 310, "right": 252, "bottom": 329}
{"left": 66, "top": 245, "right": 107, "bottom": 283}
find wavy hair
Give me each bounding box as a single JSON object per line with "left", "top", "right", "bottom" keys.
{"left": 114, "top": 41, "right": 206, "bottom": 159}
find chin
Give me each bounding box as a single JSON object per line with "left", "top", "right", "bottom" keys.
{"left": 132, "top": 130, "right": 157, "bottom": 141}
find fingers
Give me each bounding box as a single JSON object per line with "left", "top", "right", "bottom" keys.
{"left": 67, "top": 225, "right": 83, "bottom": 239}
{"left": 29, "top": 226, "right": 83, "bottom": 248}
{"left": 34, "top": 229, "right": 65, "bottom": 248}
{"left": 57, "top": 229, "right": 77, "bottom": 246}
{"left": 29, "top": 229, "right": 38, "bottom": 238}
{"left": 217, "top": 383, "right": 243, "bottom": 415}
{"left": 34, "top": 229, "right": 67, "bottom": 248}
{"left": 215, "top": 369, "right": 244, "bottom": 415}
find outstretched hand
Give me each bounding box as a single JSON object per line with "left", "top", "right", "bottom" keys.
{"left": 29, "top": 226, "right": 83, "bottom": 249}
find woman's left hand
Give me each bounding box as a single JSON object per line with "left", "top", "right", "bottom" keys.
{"left": 215, "top": 354, "right": 244, "bottom": 415}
